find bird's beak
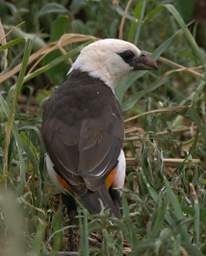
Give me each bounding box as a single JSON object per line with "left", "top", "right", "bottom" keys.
{"left": 132, "top": 54, "right": 158, "bottom": 71}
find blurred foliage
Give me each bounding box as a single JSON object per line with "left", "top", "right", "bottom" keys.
{"left": 1, "top": 0, "right": 206, "bottom": 255}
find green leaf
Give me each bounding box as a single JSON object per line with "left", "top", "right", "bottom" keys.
{"left": 42, "top": 50, "right": 68, "bottom": 84}
{"left": 175, "top": 0, "right": 195, "bottom": 22}
{"left": 144, "top": 5, "right": 163, "bottom": 23}
{"left": 31, "top": 220, "right": 47, "bottom": 254}
{"left": 36, "top": 3, "right": 68, "bottom": 18}
{"left": 2, "top": 39, "right": 32, "bottom": 190}
{"left": 141, "top": 171, "right": 159, "bottom": 202}
{"left": 0, "top": 95, "right": 26, "bottom": 188}
{"left": 0, "top": 37, "right": 24, "bottom": 51}
{"left": 122, "top": 77, "right": 167, "bottom": 112}
{"left": 164, "top": 177, "right": 184, "bottom": 221}
{"left": 116, "top": 71, "right": 146, "bottom": 103}
{"left": 71, "top": 19, "right": 90, "bottom": 34}
{"left": 164, "top": 177, "right": 202, "bottom": 255}
{"left": 149, "top": 198, "right": 167, "bottom": 238}
{"left": 122, "top": 194, "right": 137, "bottom": 248}
{"left": 11, "top": 27, "right": 46, "bottom": 50}
{"left": 79, "top": 208, "right": 89, "bottom": 256}
{"left": 70, "top": 0, "right": 86, "bottom": 14}
{"left": 51, "top": 15, "right": 70, "bottom": 41}
{"left": 134, "top": 0, "right": 146, "bottom": 45}
{"left": 151, "top": 32, "right": 177, "bottom": 59}
{"left": 194, "top": 196, "right": 200, "bottom": 246}
{"left": 113, "top": 4, "right": 138, "bottom": 22}
{"left": 128, "top": 0, "right": 146, "bottom": 43}
{"left": 52, "top": 209, "right": 63, "bottom": 252}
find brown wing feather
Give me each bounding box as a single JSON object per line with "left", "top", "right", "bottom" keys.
{"left": 78, "top": 109, "right": 123, "bottom": 191}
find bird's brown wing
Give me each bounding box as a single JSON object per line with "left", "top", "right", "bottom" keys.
{"left": 42, "top": 102, "right": 123, "bottom": 191}
{"left": 77, "top": 107, "right": 124, "bottom": 217}
{"left": 78, "top": 105, "right": 123, "bottom": 191}
{"left": 42, "top": 116, "right": 86, "bottom": 190}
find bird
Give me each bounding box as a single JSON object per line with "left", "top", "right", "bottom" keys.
{"left": 41, "top": 39, "right": 158, "bottom": 217}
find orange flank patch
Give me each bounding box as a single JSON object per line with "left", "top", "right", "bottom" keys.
{"left": 105, "top": 168, "right": 117, "bottom": 189}
{"left": 57, "top": 175, "right": 73, "bottom": 192}
{"left": 56, "top": 168, "right": 117, "bottom": 192}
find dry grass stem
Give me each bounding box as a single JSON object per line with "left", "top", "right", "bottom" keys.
{"left": 189, "top": 183, "right": 198, "bottom": 202}
{"left": 126, "top": 157, "right": 201, "bottom": 166}
{"left": 0, "top": 21, "right": 24, "bottom": 43}
{"left": 125, "top": 126, "right": 197, "bottom": 136}
{"left": 0, "top": 34, "right": 96, "bottom": 83}
{"left": 57, "top": 252, "right": 78, "bottom": 256}
{"left": 0, "top": 19, "right": 8, "bottom": 70}
{"left": 119, "top": 0, "right": 134, "bottom": 39}
{"left": 124, "top": 105, "right": 191, "bottom": 123}
{"left": 159, "top": 56, "right": 204, "bottom": 79}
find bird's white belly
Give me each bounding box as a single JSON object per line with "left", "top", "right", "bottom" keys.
{"left": 45, "top": 153, "right": 63, "bottom": 191}
{"left": 113, "top": 149, "right": 126, "bottom": 189}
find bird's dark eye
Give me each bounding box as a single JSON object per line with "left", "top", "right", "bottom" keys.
{"left": 117, "top": 50, "right": 135, "bottom": 64}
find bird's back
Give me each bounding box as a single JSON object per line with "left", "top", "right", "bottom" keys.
{"left": 42, "top": 70, "right": 123, "bottom": 181}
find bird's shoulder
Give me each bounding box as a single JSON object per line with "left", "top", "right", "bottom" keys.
{"left": 43, "top": 70, "right": 121, "bottom": 123}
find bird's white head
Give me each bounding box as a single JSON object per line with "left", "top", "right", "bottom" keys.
{"left": 70, "top": 39, "right": 157, "bottom": 91}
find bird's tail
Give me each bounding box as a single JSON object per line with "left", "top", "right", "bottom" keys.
{"left": 80, "top": 185, "right": 121, "bottom": 218}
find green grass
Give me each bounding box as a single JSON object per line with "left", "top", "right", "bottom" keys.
{"left": 0, "top": 0, "right": 206, "bottom": 255}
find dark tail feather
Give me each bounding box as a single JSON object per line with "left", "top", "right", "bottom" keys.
{"left": 80, "top": 185, "right": 121, "bottom": 218}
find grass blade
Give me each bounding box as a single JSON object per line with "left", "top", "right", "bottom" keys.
{"left": 0, "top": 95, "right": 26, "bottom": 191}
{"left": 134, "top": 0, "right": 146, "bottom": 45}
{"left": 163, "top": 4, "right": 205, "bottom": 67}
{"left": 164, "top": 176, "right": 202, "bottom": 255}
{"left": 2, "top": 39, "right": 32, "bottom": 190}
{"left": 23, "top": 44, "right": 86, "bottom": 84}
{"left": 0, "top": 37, "right": 24, "bottom": 52}
{"left": 79, "top": 208, "right": 89, "bottom": 256}
{"left": 122, "top": 76, "right": 168, "bottom": 111}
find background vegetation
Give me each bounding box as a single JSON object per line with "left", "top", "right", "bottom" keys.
{"left": 0, "top": 0, "right": 206, "bottom": 255}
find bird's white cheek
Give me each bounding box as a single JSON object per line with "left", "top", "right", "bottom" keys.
{"left": 113, "top": 150, "right": 126, "bottom": 188}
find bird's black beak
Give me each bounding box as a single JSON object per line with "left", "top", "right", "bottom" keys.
{"left": 132, "top": 54, "right": 158, "bottom": 71}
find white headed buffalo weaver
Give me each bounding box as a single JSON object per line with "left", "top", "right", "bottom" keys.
{"left": 42, "top": 39, "right": 158, "bottom": 217}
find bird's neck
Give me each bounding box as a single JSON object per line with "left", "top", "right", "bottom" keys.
{"left": 68, "top": 60, "right": 121, "bottom": 94}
